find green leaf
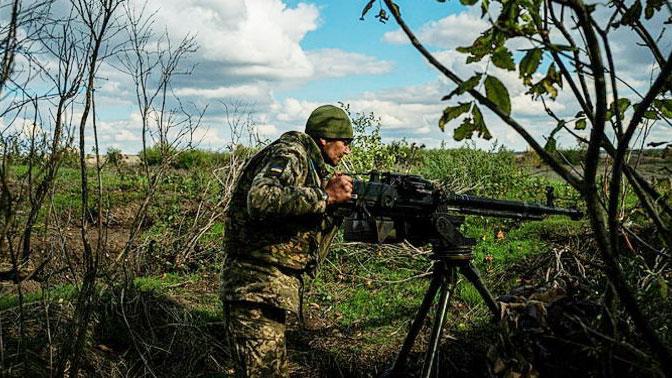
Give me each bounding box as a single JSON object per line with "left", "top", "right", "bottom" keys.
{"left": 575, "top": 118, "right": 587, "bottom": 130}
{"left": 439, "top": 102, "right": 471, "bottom": 131}
{"left": 360, "top": 0, "right": 376, "bottom": 20}
{"left": 452, "top": 105, "right": 491, "bottom": 140}
{"left": 457, "top": 31, "right": 494, "bottom": 63}
{"left": 484, "top": 75, "right": 511, "bottom": 115}
{"left": 620, "top": 0, "right": 642, "bottom": 26}
{"left": 645, "top": 0, "right": 664, "bottom": 19}
{"left": 519, "top": 48, "right": 543, "bottom": 84}
{"left": 659, "top": 276, "right": 669, "bottom": 300}
{"left": 654, "top": 99, "right": 672, "bottom": 118}
{"left": 544, "top": 136, "right": 557, "bottom": 153}
{"left": 541, "top": 80, "right": 558, "bottom": 99}
{"left": 547, "top": 63, "right": 562, "bottom": 86}
{"left": 472, "top": 105, "right": 492, "bottom": 139}
{"left": 481, "top": 0, "right": 490, "bottom": 17}
{"left": 633, "top": 102, "right": 660, "bottom": 120}
{"left": 460, "top": 0, "right": 479, "bottom": 5}
{"left": 608, "top": 98, "right": 632, "bottom": 120}
{"left": 492, "top": 46, "right": 516, "bottom": 71}
{"left": 442, "top": 73, "right": 482, "bottom": 101}
{"left": 453, "top": 118, "right": 474, "bottom": 141}
{"left": 642, "top": 111, "right": 659, "bottom": 120}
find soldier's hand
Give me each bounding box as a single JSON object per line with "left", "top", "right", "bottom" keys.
{"left": 325, "top": 173, "right": 353, "bottom": 205}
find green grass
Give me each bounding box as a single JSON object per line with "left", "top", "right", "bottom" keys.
{"left": 200, "top": 222, "right": 224, "bottom": 244}
{"left": 469, "top": 216, "right": 586, "bottom": 272}
{"left": 457, "top": 280, "right": 484, "bottom": 307}
{"left": 332, "top": 281, "right": 427, "bottom": 327}
{"left": 133, "top": 272, "right": 200, "bottom": 293}
{"left": 309, "top": 213, "right": 586, "bottom": 339}
{"left": 0, "top": 283, "right": 76, "bottom": 311}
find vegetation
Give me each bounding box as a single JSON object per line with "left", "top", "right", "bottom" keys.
{"left": 2, "top": 137, "right": 669, "bottom": 375}
{"left": 0, "top": 0, "right": 670, "bottom": 376}
{"left": 360, "top": 0, "right": 672, "bottom": 374}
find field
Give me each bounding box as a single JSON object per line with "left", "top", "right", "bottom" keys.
{"left": 0, "top": 143, "right": 670, "bottom": 377}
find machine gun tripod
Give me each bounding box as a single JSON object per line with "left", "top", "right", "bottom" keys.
{"left": 339, "top": 172, "right": 583, "bottom": 377}
{"left": 387, "top": 214, "right": 500, "bottom": 377}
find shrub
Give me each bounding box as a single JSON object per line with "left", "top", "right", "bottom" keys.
{"left": 106, "top": 147, "right": 123, "bottom": 166}
{"left": 344, "top": 109, "right": 396, "bottom": 172}
{"left": 418, "top": 143, "right": 522, "bottom": 198}
{"left": 557, "top": 147, "right": 587, "bottom": 165}
{"left": 139, "top": 145, "right": 235, "bottom": 169}
{"left": 139, "top": 145, "right": 164, "bottom": 166}
{"left": 173, "top": 149, "right": 210, "bottom": 169}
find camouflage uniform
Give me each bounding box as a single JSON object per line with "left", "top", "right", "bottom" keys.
{"left": 220, "top": 131, "right": 341, "bottom": 377}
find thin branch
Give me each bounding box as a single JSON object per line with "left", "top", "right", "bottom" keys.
{"left": 382, "top": 0, "right": 582, "bottom": 189}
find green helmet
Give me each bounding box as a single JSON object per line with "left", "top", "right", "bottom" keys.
{"left": 305, "top": 105, "right": 353, "bottom": 140}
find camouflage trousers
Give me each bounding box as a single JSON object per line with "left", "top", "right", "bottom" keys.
{"left": 223, "top": 302, "right": 289, "bottom": 378}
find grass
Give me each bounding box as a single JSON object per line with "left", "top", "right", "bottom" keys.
{"left": 133, "top": 272, "right": 200, "bottom": 292}
{"left": 469, "top": 216, "right": 586, "bottom": 272}
{"left": 2, "top": 145, "right": 668, "bottom": 375}
{"left": 0, "top": 283, "right": 77, "bottom": 311}
{"left": 306, "top": 213, "right": 587, "bottom": 346}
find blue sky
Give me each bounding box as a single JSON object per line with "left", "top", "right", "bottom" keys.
{"left": 4, "top": 0, "right": 670, "bottom": 153}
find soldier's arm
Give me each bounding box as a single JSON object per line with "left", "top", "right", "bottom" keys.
{"left": 247, "top": 150, "right": 327, "bottom": 219}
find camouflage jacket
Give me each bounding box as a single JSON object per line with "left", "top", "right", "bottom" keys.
{"left": 220, "top": 131, "right": 341, "bottom": 312}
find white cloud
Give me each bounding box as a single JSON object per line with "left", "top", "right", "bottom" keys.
{"left": 383, "top": 11, "right": 488, "bottom": 49}
{"left": 255, "top": 123, "right": 278, "bottom": 136}
{"left": 0, "top": 118, "right": 42, "bottom": 139}
{"left": 148, "top": 0, "right": 319, "bottom": 80}
{"left": 271, "top": 98, "right": 323, "bottom": 123}
{"left": 193, "top": 127, "right": 225, "bottom": 146}
{"left": 174, "top": 84, "right": 270, "bottom": 100}
{"left": 306, "top": 48, "right": 393, "bottom": 78}
{"left": 114, "top": 129, "right": 141, "bottom": 142}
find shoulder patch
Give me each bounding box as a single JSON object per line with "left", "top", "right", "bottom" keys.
{"left": 268, "top": 159, "right": 288, "bottom": 177}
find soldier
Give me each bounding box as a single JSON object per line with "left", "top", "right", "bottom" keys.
{"left": 220, "top": 104, "right": 354, "bottom": 377}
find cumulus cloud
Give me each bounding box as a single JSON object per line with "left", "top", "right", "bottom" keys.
{"left": 0, "top": 118, "right": 42, "bottom": 139}
{"left": 114, "top": 129, "right": 141, "bottom": 142}
{"left": 307, "top": 48, "right": 393, "bottom": 78}
{"left": 174, "top": 84, "right": 271, "bottom": 100}
{"left": 383, "top": 11, "right": 488, "bottom": 49}
{"left": 192, "top": 127, "right": 226, "bottom": 147}
{"left": 271, "top": 98, "right": 323, "bottom": 124}
{"left": 147, "top": 0, "right": 319, "bottom": 80}
{"left": 255, "top": 123, "right": 279, "bottom": 136}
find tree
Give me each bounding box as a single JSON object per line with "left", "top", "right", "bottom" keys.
{"left": 363, "top": 0, "right": 672, "bottom": 372}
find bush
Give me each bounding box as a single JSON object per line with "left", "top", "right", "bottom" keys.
{"left": 60, "top": 148, "right": 81, "bottom": 168}
{"left": 140, "top": 145, "right": 234, "bottom": 169}
{"left": 106, "top": 147, "right": 123, "bottom": 166}
{"left": 173, "top": 149, "right": 210, "bottom": 169}
{"left": 417, "top": 143, "right": 522, "bottom": 197}
{"left": 344, "top": 109, "right": 396, "bottom": 172}
{"left": 139, "top": 145, "right": 164, "bottom": 166}
{"left": 557, "top": 147, "right": 587, "bottom": 165}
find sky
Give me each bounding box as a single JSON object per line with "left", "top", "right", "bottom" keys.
{"left": 4, "top": 0, "right": 672, "bottom": 153}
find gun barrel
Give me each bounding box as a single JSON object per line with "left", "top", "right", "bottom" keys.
{"left": 442, "top": 194, "right": 583, "bottom": 220}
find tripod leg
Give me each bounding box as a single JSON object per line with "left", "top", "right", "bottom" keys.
{"left": 390, "top": 267, "right": 443, "bottom": 374}
{"left": 461, "top": 263, "right": 500, "bottom": 319}
{"left": 421, "top": 268, "right": 456, "bottom": 378}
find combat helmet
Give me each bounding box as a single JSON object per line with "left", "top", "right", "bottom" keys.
{"left": 305, "top": 105, "right": 354, "bottom": 140}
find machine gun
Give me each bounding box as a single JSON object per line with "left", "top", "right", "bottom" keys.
{"left": 337, "top": 172, "right": 582, "bottom": 377}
